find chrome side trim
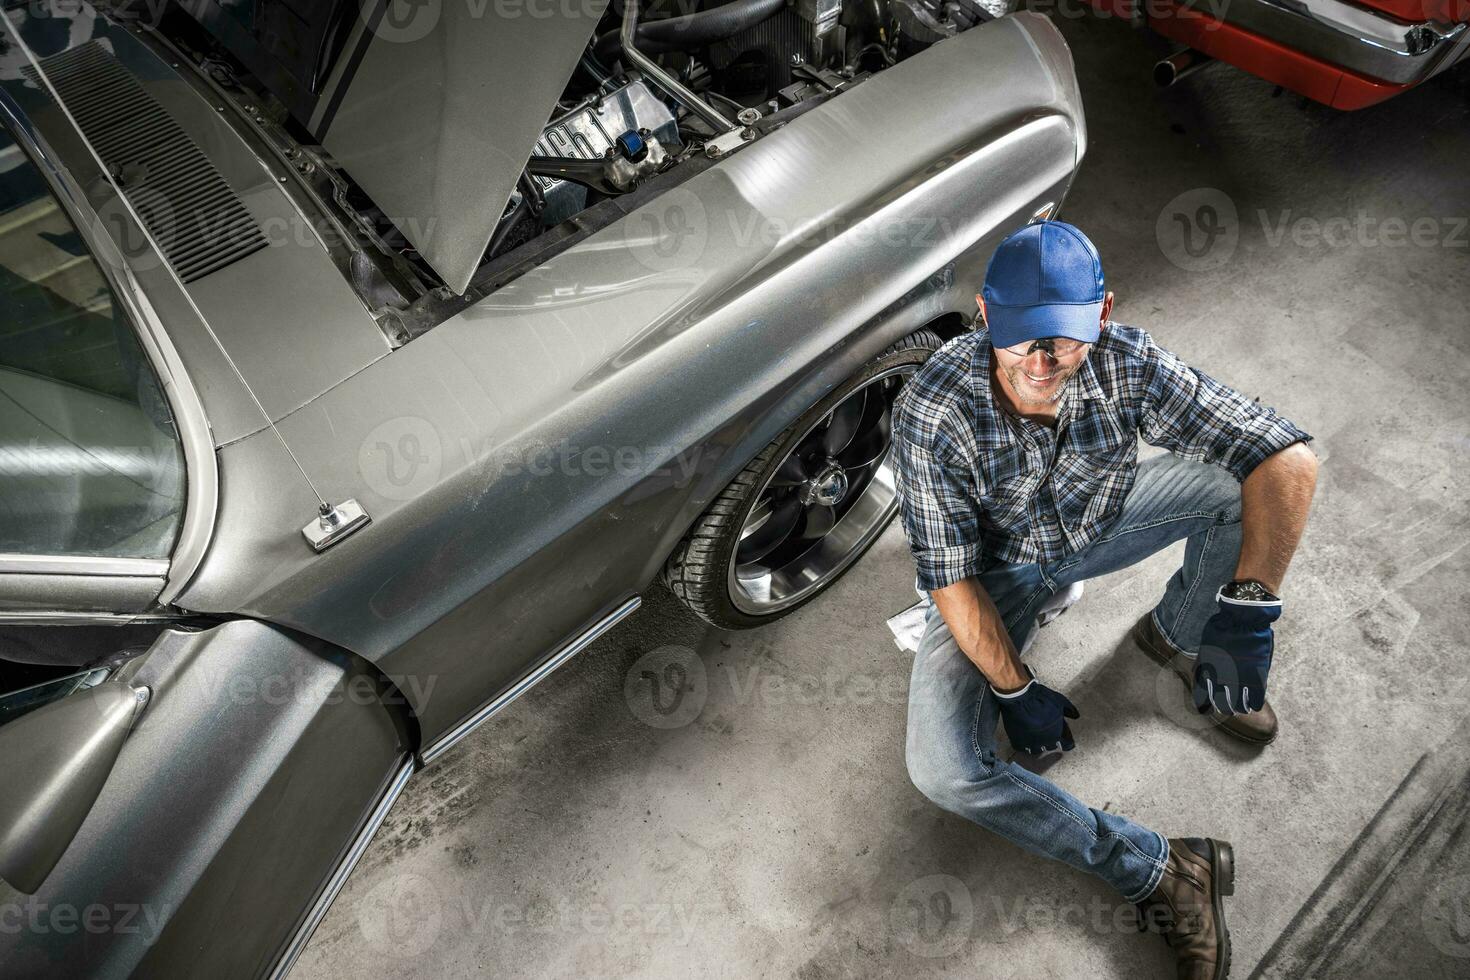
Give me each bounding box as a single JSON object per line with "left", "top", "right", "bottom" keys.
{"left": 268, "top": 756, "right": 415, "bottom": 980}
{"left": 0, "top": 610, "right": 181, "bottom": 626}
{"left": 0, "top": 555, "right": 170, "bottom": 576}
{"left": 420, "top": 595, "right": 642, "bottom": 765}
{"left": 270, "top": 597, "right": 642, "bottom": 975}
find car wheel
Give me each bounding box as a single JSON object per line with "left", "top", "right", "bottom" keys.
{"left": 664, "top": 328, "right": 945, "bottom": 629}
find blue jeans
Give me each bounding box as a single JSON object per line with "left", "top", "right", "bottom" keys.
{"left": 905, "top": 454, "right": 1243, "bottom": 901}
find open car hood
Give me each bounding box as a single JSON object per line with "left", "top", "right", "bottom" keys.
{"left": 315, "top": 0, "right": 612, "bottom": 294}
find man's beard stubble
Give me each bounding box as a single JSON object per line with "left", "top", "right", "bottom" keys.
{"left": 1000, "top": 359, "right": 1083, "bottom": 407}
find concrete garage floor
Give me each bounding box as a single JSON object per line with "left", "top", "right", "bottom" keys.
{"left": 295, "top": 12, "right": 1470, "bottom": 980}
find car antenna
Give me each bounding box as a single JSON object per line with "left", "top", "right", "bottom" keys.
{"left": 2, "top": 15, "right": 369, "bottom": 552}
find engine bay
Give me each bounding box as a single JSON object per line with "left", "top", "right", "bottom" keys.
{"left": 487, "top": 0, "right": 1014, "bottom": 266}
{"left": 139, "top": 0, "right": 1013, "bottom": 332}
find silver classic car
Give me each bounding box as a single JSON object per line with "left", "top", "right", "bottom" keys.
{"left": 0, "top": 0, "right": 1085, "bottom": 974}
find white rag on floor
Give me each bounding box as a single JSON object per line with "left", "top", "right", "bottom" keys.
{"left": 885, "top": 581, "right": 1087, "bottom": 655}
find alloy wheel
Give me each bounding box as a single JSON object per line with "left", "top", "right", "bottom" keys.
{"left": 726, "top": 366, "right": 914, "bottom": 614}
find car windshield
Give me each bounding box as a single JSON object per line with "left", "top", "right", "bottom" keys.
{"left": 0, "top": 125, "right": 185, "bottom": 559}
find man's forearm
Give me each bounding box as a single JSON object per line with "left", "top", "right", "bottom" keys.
{"left": 1235, "top": 442, "right": 1318, "bottom": 594}
{"left": 930, "top": 578, "right": 1031, "bottom": 691}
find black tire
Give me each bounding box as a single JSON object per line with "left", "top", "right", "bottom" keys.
{"left": 663, "top": 328, "right": 945, "bottom": 629}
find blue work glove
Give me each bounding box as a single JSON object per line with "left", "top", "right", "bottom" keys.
{"left": 1192, "top": 582, "right": 1282, "bottom": 716}
{"left": 992, "top": 668, "right": 1079, "bottom": 755}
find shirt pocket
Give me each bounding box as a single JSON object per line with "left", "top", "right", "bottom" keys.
{"left": 973, "top": 444, "right": 1033, "bottom": 534}
{"left": 1052, "top": 440, "right": 1136, "bottom": 534}
{"left": 1078, "top": 456, "right": 1136, "bottom": 535}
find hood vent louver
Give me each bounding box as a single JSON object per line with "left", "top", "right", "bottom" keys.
{"left": 28, "top": 41, "right": 267, "bottom": 283}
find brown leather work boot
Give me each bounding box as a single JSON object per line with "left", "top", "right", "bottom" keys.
{"left": 1132, "top": 613, "right": 1278, "bottom": 745}
{"left": 1134, "top": 838, "right": 1235, "bottom": 980}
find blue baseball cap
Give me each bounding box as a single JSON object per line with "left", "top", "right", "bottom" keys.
{"left": 981, "top": 221, "right": 1105, "bottom": 349}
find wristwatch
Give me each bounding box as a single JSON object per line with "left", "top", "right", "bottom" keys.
{"left": 1221, "top": 579, "right": 1280, "bottom": 602}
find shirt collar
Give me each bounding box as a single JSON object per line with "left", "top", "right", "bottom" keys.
{"left": 970, "top": 329, "right": 1015, "bottom": 450}
{"left": 1068, "top": 346, "right": 1109, "bottom": 403}
{"left": 971, "top": 326, "right": 1115, "bottom": 448}
{"left": 1055, "top": 345, "right": 1111, "bottom": 428}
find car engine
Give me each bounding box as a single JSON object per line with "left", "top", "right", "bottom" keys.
{"left": 493, "top": 0, "right": 1014, "bottom": 264}
{"left": 143, "top": 0, "right": 1014, "bottom": 321}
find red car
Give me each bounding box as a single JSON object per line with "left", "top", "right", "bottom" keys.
{"left": 1089, "top": 0, "right": 1469, "bottom": 108}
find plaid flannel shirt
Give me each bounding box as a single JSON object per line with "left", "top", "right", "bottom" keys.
{"left": 892, "top": 322, "right": 1313, "bottom": 592}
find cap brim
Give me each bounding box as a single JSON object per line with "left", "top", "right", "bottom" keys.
{"left": 987, "top": 302, "right": 1104, "bottom": 349}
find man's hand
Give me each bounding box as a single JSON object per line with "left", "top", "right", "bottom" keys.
{"left": 1192, "top": 584, "right": 1282, "bottom": 715}
{"left": 930, "top": 580, "right": 1078, "bottom": 752}
{"left": 931, "top": 579, "right": 1030, "bottom": 691}
{"left": 993, "top": 669, "right": 1080, "bottom": 755}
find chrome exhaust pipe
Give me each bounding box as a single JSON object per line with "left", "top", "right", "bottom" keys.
{"left": 1154, "top": 48, "right": 1214, "bottom": 87}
